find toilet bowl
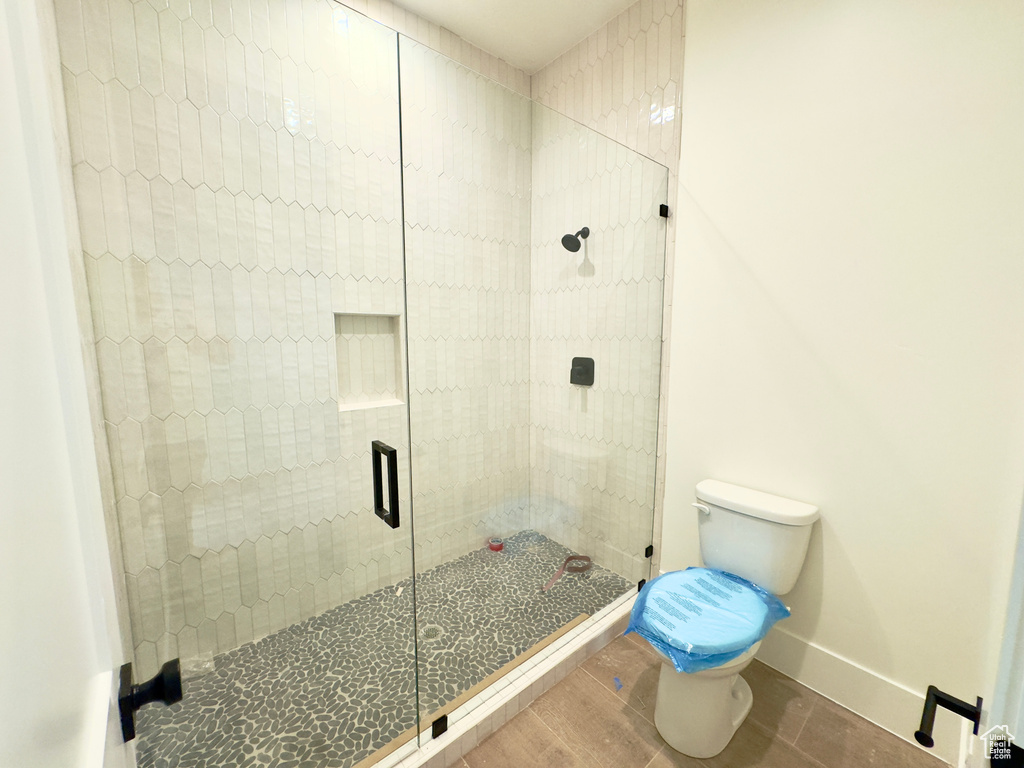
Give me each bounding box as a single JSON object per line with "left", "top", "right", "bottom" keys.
{"left": 651, "top": 642, "right": 761, "bottom": 759}
{"left": 642, "top": 480, "right": 819, "bottom": 758}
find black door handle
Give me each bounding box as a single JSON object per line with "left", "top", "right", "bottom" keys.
{"left": 372, "top": 440, "right": 400, "bottom": 529}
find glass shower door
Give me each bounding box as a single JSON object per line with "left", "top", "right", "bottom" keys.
{"left": 528, "top": 101, "right": 670, "bottom": 593}
{"left": 52, "top": 0, "right": 420, "bottom": 765}
{"left": 398, "top": 37, "right": 670, "bottom": 727}
{"left": 398, "top": 37, "right": 536, "bottom": 723}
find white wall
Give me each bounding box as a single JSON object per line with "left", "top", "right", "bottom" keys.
{"left": 992, "top": 522, "right": 1024, "bottom": 741}
{"left": 0, "top": 0, "right": 128, "bottom": 765}
{"left": 664, "top": 0, "right": 1024, "bottom": 760}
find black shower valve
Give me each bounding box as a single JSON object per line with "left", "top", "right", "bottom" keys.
{"left": 570, "top": 357, "right": 594, "bottom": 386}
{"left": 119, "top": 659, "right": 183, "bottom": 741}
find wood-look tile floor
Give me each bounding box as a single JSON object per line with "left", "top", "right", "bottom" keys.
{"left": 460, "top": 634, "right": 948, "bottom": 768}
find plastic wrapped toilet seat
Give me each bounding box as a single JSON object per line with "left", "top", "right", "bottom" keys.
{"left": 626, "top": 568, "right": 790, "bottom": 673}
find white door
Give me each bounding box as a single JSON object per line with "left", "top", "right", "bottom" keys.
{"left": 0, "top": 1, "right": 132, "bottom": 766}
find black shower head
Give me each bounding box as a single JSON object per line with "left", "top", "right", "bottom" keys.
{"left": 561, "top": 227, "right": 590, "bottom": 252}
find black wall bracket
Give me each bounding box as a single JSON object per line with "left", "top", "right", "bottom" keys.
{"left": 118, "top": 659, "right": 183, "bottom": 741}
{"left": 914, "top": 685, "right": 982, "bottom": 749}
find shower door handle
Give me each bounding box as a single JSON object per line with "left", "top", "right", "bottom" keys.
{"left": 371, "top": 440, "right": 400, "bottom": 529}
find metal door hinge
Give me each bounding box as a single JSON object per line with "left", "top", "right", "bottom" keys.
{"left": 432, "top": 714, "right": 448, "bottom": 738}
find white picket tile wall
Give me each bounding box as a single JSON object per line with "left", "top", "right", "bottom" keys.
{"left": 529, "top": 105, "right": 668, "bottom": 583}
{"left": 54, "top": 0, "right": 679, "bottom": 678}
{"left": 335, "top": 314, "right": 402, "bottom": 408}
{"left": 347, "top": 0, "right": 531, "bottom": 98}
{"left": 400, "top": 40, "right": 533, "bottom": 572}
{"left": 56, "top": 0, "right": 422, "bottom": 677}
{"left": 531, "top": 0, "right": 685, "bottom": 170}
{"left": 532, "top": 0, "right": 687, "bottom": 574}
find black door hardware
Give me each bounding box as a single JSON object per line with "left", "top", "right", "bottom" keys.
{"left": 432, "top": 714, "right": 448, "bottom": 738}
{"left": 645, "top": 545, "right": 654, "bottom": 558}
{"left": 914, "top": 685, "right": 981, "bottom": 749}
{"left": 118, "top": 659, "right": 182, "bottom": 741}
{"left": 659, "top": 204, "right": 670, "bottom": 218}
{"left": 372, "top": 440, "right": 400, "bottom": 529}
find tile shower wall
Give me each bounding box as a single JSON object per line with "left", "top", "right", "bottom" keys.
{"left": 54, "top": 0, "right": 417, "bottom": 676}
{"left": 400, "top": 40, "right": 533, "bottom": 573}
{"left": 529, "top": 106, "right": 668, "bottom": 582}
{"left": 531, "top": 0, "right": 684, "bottom": 170}
{"left": 56, "top": 0, "right": 674, "bottom": 680}
{"left": 346, "top": 0, "right": 531, "bottom": 99}
{"left": 531, "top": 0, "right": 686, "bottom": 575}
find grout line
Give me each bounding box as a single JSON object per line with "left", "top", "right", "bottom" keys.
{"left": 791, "top": 742, "right": 830, "bottom": 768}
{"left": 790, "top": 697, "right": 816, "bottom": 746}
{"left": 645, "top": 746, "right": 715, "bottom": 768}
{"left": 576, "top": 640, "right": 658, "bottom": 722}
{"left": 577, "top": 664, "right": 609, "bottom": 690}
{"left": 522, "top": 706, "right": 593, "bottom": 764}
{"left": 745, "top": 718, "right": 829, "bottom": 768}
{"left": 640, "top": 747, "right": 663, "bottom": 768}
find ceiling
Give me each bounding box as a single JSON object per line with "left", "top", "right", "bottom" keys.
{"left": 392, "top": 0, "right": 638, "bottom": 74}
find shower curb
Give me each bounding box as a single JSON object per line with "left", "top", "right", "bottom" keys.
{"left": 375, "top": 590, "right": 637, "bottom": 768}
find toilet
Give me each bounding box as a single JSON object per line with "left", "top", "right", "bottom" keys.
{"left": 647, "top": 479, "right": 819, "bottom": 758}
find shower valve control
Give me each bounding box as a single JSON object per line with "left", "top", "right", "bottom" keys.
{"left": 570, "top": 357, "right": 595, "bottom": 386}
{"left": 118, "top": 659, "right": 183, "bottom": 741}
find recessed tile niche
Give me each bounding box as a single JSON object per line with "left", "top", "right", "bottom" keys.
{"left": 334, "top": 314, "right": 404, "bottom": 411}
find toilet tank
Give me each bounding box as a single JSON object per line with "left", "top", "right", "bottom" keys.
{"left": 695, "top": 480, "right": 819, "bottom": 595}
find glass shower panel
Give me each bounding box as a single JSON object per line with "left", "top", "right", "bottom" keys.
{"left": 399, "top": 38, "right": 669, "bottom": 726}
{"left": 53, "top": 0, "right": 418, "bottom": 765}
{"left": 399, "top": 37, "right": 534, "bottom": 724}
{"left": 530, "top": 102, "right": 669, "bottom": 590}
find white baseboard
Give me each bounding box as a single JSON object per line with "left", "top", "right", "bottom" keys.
{"left": 957, "top": 721, "right": 987, "bottom": 768}
{"left": 757, "top": 626, "right": 960, "bottom": 766}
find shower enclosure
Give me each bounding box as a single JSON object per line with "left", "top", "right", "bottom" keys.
{"left": 51, "top": 0, "right": 668, "bottom": 765}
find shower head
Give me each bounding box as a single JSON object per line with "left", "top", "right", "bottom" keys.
{"left": 561, "top": 227, "right": 590, "bottom": 252}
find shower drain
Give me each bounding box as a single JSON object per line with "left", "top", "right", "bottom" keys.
{"left": 420, "top": 624, "right": 443, "bottom": 641}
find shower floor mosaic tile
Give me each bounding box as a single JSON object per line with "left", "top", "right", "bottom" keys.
{"left": 137, "top": 530, "right": 632, "bottom": 768}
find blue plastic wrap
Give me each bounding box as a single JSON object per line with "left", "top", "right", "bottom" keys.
{"left": 625, "top": 568, "right": 790, "bottom": 673}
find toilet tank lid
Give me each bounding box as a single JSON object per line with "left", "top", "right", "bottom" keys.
{"left": 696, "top": 480, "right": 819, "bottom": 526}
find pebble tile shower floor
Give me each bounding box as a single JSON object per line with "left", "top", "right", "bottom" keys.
{"left": 136, "top": 530, "right": 631, "bottom": 768}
